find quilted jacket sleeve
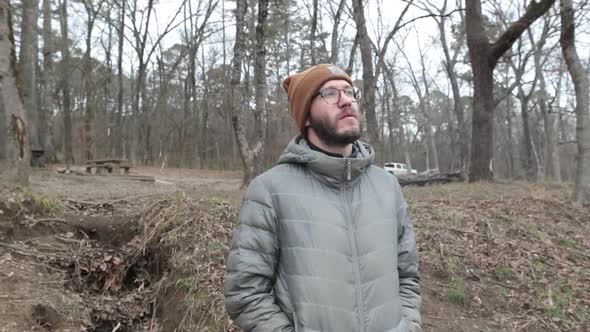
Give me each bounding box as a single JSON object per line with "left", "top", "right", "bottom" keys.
{"left": 224, "top": 177, "right": 294, "bottom": 332}
{"left": 396, "top": 185, "right": 422, "bottom": 332}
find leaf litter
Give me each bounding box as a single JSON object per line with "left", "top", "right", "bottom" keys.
{"left": 1, "top": 175, "right": 589, "bottom": 331}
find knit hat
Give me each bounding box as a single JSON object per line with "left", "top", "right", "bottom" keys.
{"left": 282, "top": 64, "right": 353, "bottom": 135}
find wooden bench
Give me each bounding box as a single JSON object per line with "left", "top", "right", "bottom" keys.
{"left": 85, "top": 159, "right": 132, "bottom": 175}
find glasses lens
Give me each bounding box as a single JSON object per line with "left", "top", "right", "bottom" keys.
{"left": 343, "top": 87, "right": 355, "bottom": 98}
{"left": 352, "top": 86, "right": 361, "bottom": 101}
{"left": 321, "top": 88, "right": 340, "bottom": 104}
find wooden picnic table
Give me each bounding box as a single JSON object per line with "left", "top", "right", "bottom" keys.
{"left": 85, "top": 159, "right": 132, "bottom": 175}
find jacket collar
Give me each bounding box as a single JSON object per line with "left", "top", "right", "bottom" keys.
{"left": 277, "top": 135, "right": 375, "bottom": 186}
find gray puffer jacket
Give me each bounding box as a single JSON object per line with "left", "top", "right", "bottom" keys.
{"left": 225, "top": 136, "right": 421, "bottom": 332}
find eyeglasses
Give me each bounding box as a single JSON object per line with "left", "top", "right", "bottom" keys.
{"left": 315, "top": 86, "right": 362, "bottom": 105}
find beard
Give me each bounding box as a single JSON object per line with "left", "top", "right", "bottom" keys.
{"left": 308, "top": 110, "right": 362, "bottom": 146}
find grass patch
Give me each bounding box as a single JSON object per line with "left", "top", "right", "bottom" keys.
{"left": 531, "top": 256, "right": 545, "bottom": 274}
{"left": 448, "top": 277, "right": 466, "bottom": 305}
{"left": 494, "top": 266, "right": 513, "bottom": 280}
{"left": 25, "top": 191, "right": 63, "bottom": 212}
{"left": 558, "top": 238, "right": 578, "bottom": 249}
{"left": 448, "top": 256, "right": 461, "bottom": 273}
{"left": 207, "top": 240, "right": 225, "bottom": 252}
{"left": 175, "top": 276, "right": 195, "bottom": 291}
{"left": 542, "top": 282, "right": 580, "bottom": 329}
{"left": 497, "top": 286, "right": 509, "bottom": 297}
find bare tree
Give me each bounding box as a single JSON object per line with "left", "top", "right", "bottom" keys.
{"left": 328, "top": 0, "right": 346, "bottom": 64}
{"left": 81, "top": 0, "right": 106, "bottom": 162}
{"left": 383, "top": 61, "right": 415, "bottom": 173}
{"left": 527, "top": 15, "right": 561, "bottom": 182}
{"left": 310, "top": 0, "right": 319, "bottom": 63}
{"left": 40, "top": 0, "right": 55, "bottom": 162}
{"left": 229, "top": 0, "right": 251, "bottom": 185}
{"left": 422, "top": 0, "right": 468, "bottom": 170}
{"left": 0, "top": 0, "right": 30, "bottom": 184}
{"left": 465, "top": 0, "right": 555, "bottom": 181}
{"left": 59, "top": 0, "right": 74, "bottom": 166}
{"left": 18, "top": 0, "right": 39, "bottom": 153}
{"left": 183, "top": 0, "right": 218, "bottom": 167}
{"left": 126, "top": 0, "right": 185, "bottom": 164}
{"left": 560, "top": 0, "right": 590, "bottom": 203}
{"left": 227, "top": 0, "right": 270, "bottom": 184}
{"left": 502, "top": 35, "right": 538, "bottom": 181}
{"left": 352, "top": 0, "right": 412, "bottom": 162}
{"left": 253, "top": 0, "right": 269, "bottom": 176}
{"left": 402, "top": 38, "right": 440, "bottom": 172}
{"left": 352, "top": 0, "right": 378, "bottom": 149}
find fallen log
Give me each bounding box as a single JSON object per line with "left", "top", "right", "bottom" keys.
{"left": 398, "top": 171, "right": 466, "bottom": 187}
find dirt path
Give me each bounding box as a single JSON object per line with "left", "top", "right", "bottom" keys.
{"left": 31, "top": 166, "right": 242, "bottom": 202}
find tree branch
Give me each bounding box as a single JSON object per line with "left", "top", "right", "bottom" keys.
{"left": 490, "top": 0, "right": 556, "bottom": 66}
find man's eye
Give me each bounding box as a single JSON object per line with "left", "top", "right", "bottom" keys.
{"left": 323, "top": 90, "right": 339, "bottom": 98}
{"left": 343, "top": 88, "right": 354, "bottom": 97}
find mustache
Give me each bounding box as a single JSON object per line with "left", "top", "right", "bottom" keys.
{"left": 338, "top": 108, "right": 360, "bottom": 120}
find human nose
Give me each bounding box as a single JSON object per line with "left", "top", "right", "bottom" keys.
{"left": 338, "top": 89, "right": 354, "bottom": 106}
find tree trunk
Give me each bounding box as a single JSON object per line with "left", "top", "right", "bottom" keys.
{"left": 465, "top": 0, "right": 555, "bottom": 181}
{"left": 420, "top": 52, "right": 439, "bottom": 172}
{"left": 0, "top": 0, "right": 30, "bottom": 185}
{"left": 310, "top": 0, "right": 318, "bottom": 64}
{"left": 537, "top": 55, "right": 560, "bottom": 182}
{"left": 59, "top": 0, "right": 74, "bottom": 166}
{"left": 518, "top": 89, "right": 537, "bottom": 181}
{"left": 40, "top": 0, "right": 55, "bottom": 162}
{"left": 83, "top": 1, "right": 101, "bottom": 162}
{"left": 560, "top": 0, "right": 590, "bottom": 203}
{"left": 352, "top": 0, "right": 379, "bottom": 153}
{"left": 18, "top": 0, "right": 39, "bottom": 152}
{"left": 505, "top": 90, "right": 515, "bottom": 178}
{"left": 229, "top": 0, "right": 252, "bottom": 185}
{"left": 199, "top": 54, "right": 210, "bottom": 169}
{"left": 329, "top": 0, "right": 346, "bottom": 64}
{"left": 115, "top": 0, "right": 124, "bottom": 158}
{"left": 253, "top": 0, "right": 269, "bottom": 176}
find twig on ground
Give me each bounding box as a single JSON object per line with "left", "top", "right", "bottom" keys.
{"left": 517, "top": 318, "right": 537, "bottom": 331}
{"left": 29, "top": 217, "right": 67, "bottom": 227}
{"left": 55, "top": 235, "right": 83, "bottom": 245}
{"left": 534, "top": 198, "right": 585, "bottom": 227}
{"left": 440, "top": 226, "right": 486, "bottom": 237}
{"left": 533, "top": 311, "right": 559, "bottom": 331}
{"left": 0, "top": 242, "right": 47, "bottom": 258}
{"left": 485, "top": 221, "right": 494, "bottom": 239}
{"left": 488, "top": 279, "right": 525, "bottom": 289}
{"left": 35, "top": 217, "right": 67, "bottom": 223}
{"left": 0, "top": 242, "right": 62, "bottom": 260}
{"left": 65, "top": 193, "right": 162, "bottom": 209}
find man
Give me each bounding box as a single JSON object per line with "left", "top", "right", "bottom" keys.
{"left": 224, "top": 64, "right": 421, "bottom": 332}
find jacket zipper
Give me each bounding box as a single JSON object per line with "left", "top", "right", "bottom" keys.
{"left": 346, "top": 158, "right": 352, "bottom": 181}
{"left": 342, "top": 158, "right": 365, "bottom": 332}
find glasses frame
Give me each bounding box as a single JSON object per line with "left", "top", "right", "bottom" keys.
{"left": 315, "top": 86, "right": 362, "bottom": 105}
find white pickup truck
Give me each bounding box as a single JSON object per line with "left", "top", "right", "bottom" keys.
{"left": 384, "top": 162, "right": 418, "bottom": 176}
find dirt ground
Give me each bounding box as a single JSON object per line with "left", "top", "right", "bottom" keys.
{"left": 0, "top": 165, "right": 588, "bottom": 331}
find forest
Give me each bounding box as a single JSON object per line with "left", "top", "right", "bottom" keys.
{"left": 0, "top": 0, "right": 588, "bottom": 201}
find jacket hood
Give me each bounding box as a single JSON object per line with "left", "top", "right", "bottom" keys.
{"left": 277, "top": 135, "right": 375, "bottom": 186}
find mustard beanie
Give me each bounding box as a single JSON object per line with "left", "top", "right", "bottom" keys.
{"left": 282, "top": 64, "right": 353, "bottom": 135}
